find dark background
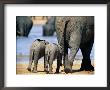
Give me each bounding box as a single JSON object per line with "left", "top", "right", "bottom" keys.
{"left": 0, "top": 0, "right": 110, "bottom": 90}
{"left": 0, "top": 0, "right": 109, "bottom": 4}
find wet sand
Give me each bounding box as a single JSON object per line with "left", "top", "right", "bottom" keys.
{"left": 16, "top": 60, "right": 94, "bottom": 75}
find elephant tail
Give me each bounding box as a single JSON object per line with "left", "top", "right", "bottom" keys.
{"left": 63, "top": 20, "right": 70, "bottom": 52}
{"left": 64, "top": 20, "right": 70, "bottom": 39}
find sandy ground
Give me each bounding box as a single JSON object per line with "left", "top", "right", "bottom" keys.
{"left": 16, "top": 60, "right": 94, "bottom": 75}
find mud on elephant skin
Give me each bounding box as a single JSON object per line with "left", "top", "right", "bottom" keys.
{"left": 55, "top": 16, "right": 94, "bottom": 73}
{"left": 45, "top": 43, "right": 62, "bottom": 74}
{"left": 27, "top": 39, "right": 49, "bottom": 73}
{"left": 16, "top": 16, "right": 33, "bottom": 37}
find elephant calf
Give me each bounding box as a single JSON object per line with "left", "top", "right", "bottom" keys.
{"left": 45, "top": 43, "right": 62, "bottom": 74}
{"left": 27, "top": 39, "right": 49, "bottom": 73}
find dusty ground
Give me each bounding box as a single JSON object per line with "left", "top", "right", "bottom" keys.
{"left": 16, "top": 60, "right": 94, "bottom": 75}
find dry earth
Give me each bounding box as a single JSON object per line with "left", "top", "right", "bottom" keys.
{"left": 16, "top": 60, "right": 94, "bottom": 75}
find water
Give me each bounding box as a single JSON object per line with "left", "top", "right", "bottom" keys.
{"left": 17, "top": 25, "right": 94, "bottom": 64}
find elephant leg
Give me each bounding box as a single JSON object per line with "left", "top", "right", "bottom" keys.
{"left": 80, "top": 41, "right": 94, "bottom": 71}
{"left": 26, "top": 23, "right": 32, "bottom": 37}
{"left": 56, "top": 53, "right": 62, "bottom": 73}
{"left": 27, "top": 60, "right": 33, "bottom": 72}
{"left": 32, "top": 52, "right": 39, "bottom": 73}
{"left": 33, "top": 60, "right": 38, "bottom": 73}
{"left": 44, "top": 54, "right": 48, "bottom": 72}
{"left": 64, "top": 31, "right": 81, "bottom": 73}
{"left": 27, "top": 49, "right": 34, "bottom": 72}
{"left": 49, "top": 55, "right": 54, "bottom": 74}
{"left": 64, "top": 47, "right": 79, "bottom": 73}
{"left": 58, "top": 44, "right": 65, "bottom": 68}
{"left": 59, "top": 53, "right": 63, "bottom": 66}
{"left": 25, "top": 24, "right": 29, "bottom": 37}
{"left": 63, "top": 43, "right": 69, "bottom": 73}
{"left": 20, "top": 27, "right": 24, "bottom": 36}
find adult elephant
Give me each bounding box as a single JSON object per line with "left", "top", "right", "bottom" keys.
{"left": 43, "top": 16, "right": 55, "bottom": 36}
{"left": 55, "top": 16, "right": 94, "bottom": 73}
{"left": 16, "top": 16, "right": 33, "bottom": 37}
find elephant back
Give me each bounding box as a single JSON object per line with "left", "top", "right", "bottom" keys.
{"left": 55, "top": 16, "right": 94, "bottom": 46}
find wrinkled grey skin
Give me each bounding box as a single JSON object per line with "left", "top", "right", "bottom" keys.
{"left": 43, "top": 16, "right": 56, "bottom": 36}
{"left": 27, "top": 39, "right": 49, "bottom": 73}
{"left": 16, "top": 16, "right": 33, "bottom": 37}
{"left": 55, "top": 16, "right": 94, "bottom": 73}
{"left": 45, "top": 43, "right": 62, "bottom": 73}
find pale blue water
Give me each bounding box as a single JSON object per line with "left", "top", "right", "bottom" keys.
{"left": 17, "top": 25, "right": 94, "bottom": 64}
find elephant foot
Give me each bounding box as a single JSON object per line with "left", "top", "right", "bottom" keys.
{"left": 80, "top": 59, "right": 94, "bottom": 71}
{"left": 55, "top": 72, "right": 59, "bottom": 74}
{"left": 32, "top": 70, "right": 38, "bottom": 73}
{"left": 32, "top": 69, "right": 37, "bottom": 73}
{"left": 80, "top": 64, "right": 94, "bottom": 71}
{"left": 44, "top": 68, "right": 48, "bottom": 72}
{"left": 86, "top": 65, "right": 94, "bottom": 71}
{"left": 46, "top": 71, "right": 49, "bottom": 74}
{"left": 64, "top": 68, "right": 72, "bottom": 74}
{"left": 49, "top": 69, "right": 53, "bottom": 74}
{"left": 44, "top": 69, "right": 49, "bottom": 73}
{"left": 55, "top": 68, "right": 60, "bottom": 73}
{"left": 55, "top": 70, "right": 60, "bottom": 74}
{"left": 27, "top": 67, "right": 31, "bottom": 72}
{"left": 49, "top": 71, "right": 53, "bottom": 74}
{"left": 61, "top": 70, "right": 64, "bottom": 72}
{"left": 64, "top": 64, "right": 72, "bottom": 74}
